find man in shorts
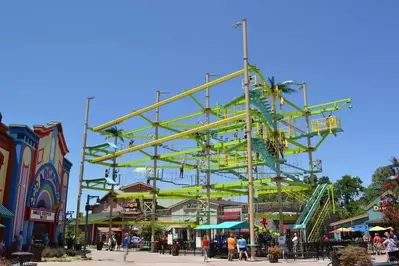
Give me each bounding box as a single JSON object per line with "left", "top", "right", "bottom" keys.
{"left": 227, "top": 234, "right": 236, "bottom": 261}
{"left": 123, "top": 233, "right": 129, "bottom": 262}
{"left": 237, "top": 236, "right": 248, "bottom": 261}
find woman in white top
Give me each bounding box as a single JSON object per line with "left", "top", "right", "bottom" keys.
{"left": 383, "top": 232, "right": 398, "bottom": 262}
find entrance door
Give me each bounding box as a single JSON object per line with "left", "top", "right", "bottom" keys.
{"left": 33, "top": 222, "right": 50, "bottom": 244}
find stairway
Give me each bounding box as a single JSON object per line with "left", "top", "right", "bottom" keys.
{"left": 307, "top": 194, "right": 332, "bottom": 242}
{"left": 249, "top": 90, "right": 283, "bottom": 127}
{"left": 290, "top": 184, "right": 329, "bottom": 230}
{"left": 252, "top": 137, "right": 276, "bottom": 170}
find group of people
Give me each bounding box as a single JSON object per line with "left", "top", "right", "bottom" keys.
{"left": 369, "top": 230, "right": 398, "bottom": 260}
{"left": 201, "top": 234, "right": 248, "bottom": 262}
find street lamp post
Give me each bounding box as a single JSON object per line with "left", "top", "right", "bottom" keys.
{"left": 205, "top": 73, "right": 219, "bottom": 237}
{"left": 232, "top": 18, "right": 256, "bottom": 261}
{"left": 83, "top": 195, "right": 100, "bottom": 258}
{"left": 75, "top": 96, "right": 95, "bottom": 243}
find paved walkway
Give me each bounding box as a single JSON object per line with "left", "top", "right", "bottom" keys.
{"left": 38, "top": 249, "right": 334, "bottom": 266}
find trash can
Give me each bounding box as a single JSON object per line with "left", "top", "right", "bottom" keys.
{"left": 330, "top": 245, "right": 345, "bottom": 266}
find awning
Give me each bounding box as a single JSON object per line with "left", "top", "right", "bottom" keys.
{"left": 0, "top": 204, "right": 14, "bottom": 219}
{"left": 194, "top": 224, "right": 219, "bottom": 230}
{"left": 216, "top": 221, "right": 250, "bottom": 229}
{"left": 70, "top": 212, "right": 121, "bottom": 225}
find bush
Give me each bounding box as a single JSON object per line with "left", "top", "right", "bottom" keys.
{"left": 340, "top": 245, "right": 372, "bottom": 266}
{"left": 42, "top": 247, "right": 65, "bottom": 258}
{"left": 65, "top": 249, "right": 80, "bottom": 257}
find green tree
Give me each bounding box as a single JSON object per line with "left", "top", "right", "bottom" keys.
{"left": 334, "top": 175, "right": 365, "bottom": 205}
{"left": 140, "top": 224, "right": 165, "bottom": 241}
{"left": 318, "top": 176, "right": 331, "bottom": 185}
{"left": 371, "top": 166, "right": 395, "bottom": 195}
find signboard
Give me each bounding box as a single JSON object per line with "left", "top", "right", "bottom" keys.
{"left": 122, "top": 199, "right": 141, "bottom": 213}
{"left": 373, "top": 205, "right": 388, "bottom": 212}
{"left": 29, "top": 208, "right": 56, "bottom": 222}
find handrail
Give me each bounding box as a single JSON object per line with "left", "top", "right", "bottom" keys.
{"left": 295, "top": 184, "right": 321, "bottom": 224}
{"left": 302, "top": 184, "right": 328, "bottom": 227}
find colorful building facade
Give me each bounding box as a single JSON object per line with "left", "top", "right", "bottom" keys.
{"left": 0, "top": 115, "right": 72, "bottom": 245}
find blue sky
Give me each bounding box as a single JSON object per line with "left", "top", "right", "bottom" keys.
{"left": 1, "top": 1, "right": 398, "bottom": 213}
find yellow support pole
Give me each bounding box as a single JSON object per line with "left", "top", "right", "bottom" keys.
{"left": 92, "top": 69, "right": 245, "bottom": 132}
{"left": 91, "top": 113, "right": 246, "bottom": 163}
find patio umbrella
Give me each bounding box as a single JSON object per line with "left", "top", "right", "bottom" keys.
{"left": 329, "top": 227, "right": 352, "bottom": 233}
{"left": 369, "top": 226, "right": 386, "bottom": 231}
{"left": 351, "top": 225, "right": 367, "bottom": 232}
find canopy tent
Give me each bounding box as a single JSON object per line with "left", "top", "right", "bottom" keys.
{"left": 194, "top": 224, "right": 219, "bottom": 230}
{"left": 215, "top": 221, "right": 250, "bottom": 229}
{"left": 194, "top": 221, "right": 250, "bottom": 230}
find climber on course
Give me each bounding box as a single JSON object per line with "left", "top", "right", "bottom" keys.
{"left": 179, "top": 160, "right": 185, "bottom": 178}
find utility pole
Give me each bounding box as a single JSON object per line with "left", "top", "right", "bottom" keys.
{"left": 205, "top": 73, "right": 211, "bottom": 237}
{"left": 196, "top": 147, "right": 200, "bottom": 226}
{"left": 302, "top": 83, "right": 314, "bottom": 184}
{"left": 151, "top": 91, "right": 161, "bottom": 252}
{"left": 75, "top": 96, "right": 94, "bottom": 243}
{"left": 107, "top": 134, "right": 118, "bottom": 242}
{"left": 233, "top": 18, "right": 255, "bottom": 261}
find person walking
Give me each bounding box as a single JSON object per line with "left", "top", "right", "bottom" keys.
{"left": 374, "top": 233, "right": 382, "bottom": 255}
{"left": 227, "top": 234, "right": 236, "bottom": 261}
{"left": 383, "top": 231, "right": 398, "bottom": 262}
{"left": 202, "top": 235, "right": 210, "bottom": 262}
{"left": 237, "top": 236, "right": 248, "bottom": 261}
{"left": 292, "top": 233, "right": 298, "bottom": 255}
{"left": 17, "top": 231, "right": 24, "bottom": 251}
{"left": 123, "top": 233, "right": 129, "bottom": 262}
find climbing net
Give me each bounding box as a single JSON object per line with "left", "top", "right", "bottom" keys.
{"left": 83, "top": 65, "right": 351, "bottom": 222}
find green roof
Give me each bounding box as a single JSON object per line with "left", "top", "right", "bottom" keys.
{"left": 194, "top": 224, "right": 219, "bottom": 230}
{"left": 70, "top": 212, "right": 121, "bottom": 225}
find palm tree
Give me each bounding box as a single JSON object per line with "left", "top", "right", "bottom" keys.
{"left": 103, "top": 126, "right": 124, "bottom": 242}
{"left": 104, "top": 126, "right": 125, "bottom": 145}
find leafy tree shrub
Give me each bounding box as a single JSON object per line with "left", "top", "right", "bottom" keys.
{"left": 339, "top": 246, "right": 372, "bottom": 266}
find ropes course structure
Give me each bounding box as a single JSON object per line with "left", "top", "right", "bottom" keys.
{"left": 82, "top": 65, "right": 352, "bottom": 243}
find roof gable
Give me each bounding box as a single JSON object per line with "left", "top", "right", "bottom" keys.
{"left": 33, "top": 121, "right": 69, "bottom": 155}
{"left": 120, "top": 182, "right": 153, "bottom": 192}
{"left": 364, "top": 190, "right": 392, "bottom": 211}
{"left": 167, "top": 199, "right": 218, "bottom": 210}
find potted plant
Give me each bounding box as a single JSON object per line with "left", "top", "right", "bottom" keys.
{"left": 268, "top": 245, "right": 280, "bottom": 263}
{"left": 171, "top": 241, "right": 179, "bottom": 256}
{"left": 96, "top": 241, "right": 104, "bottom": 250}
{"left": 339, "top": 245, "right": 372, "bottom": 266}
